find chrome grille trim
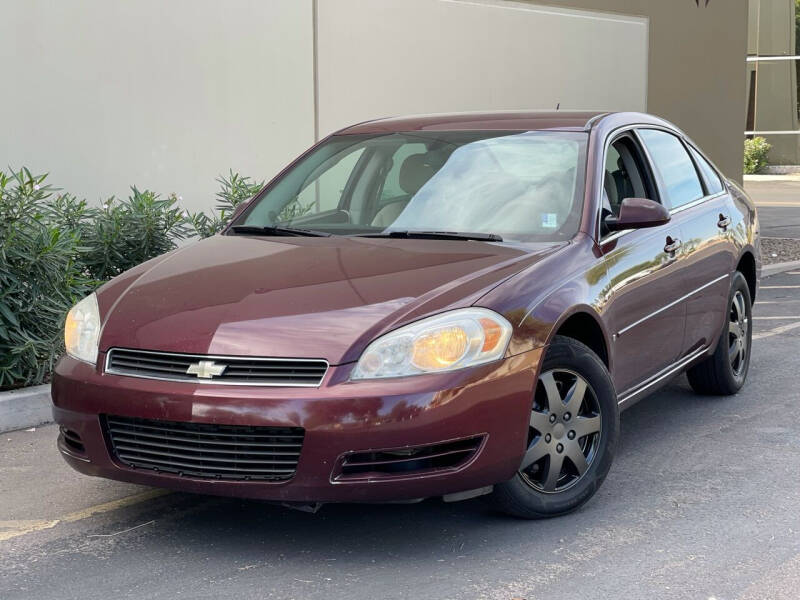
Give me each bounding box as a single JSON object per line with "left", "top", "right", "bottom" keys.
{"left": 104, "top": 348, "right": 328, "bottom": 387}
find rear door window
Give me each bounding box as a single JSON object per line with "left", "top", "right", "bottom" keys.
{"left": 638, "top": 129, "right": 704, "bottom": 209}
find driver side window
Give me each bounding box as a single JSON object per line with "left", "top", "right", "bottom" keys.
{"left": 601, "top": 135, "right": 657, "bottom": 236}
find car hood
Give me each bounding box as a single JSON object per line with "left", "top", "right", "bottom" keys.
{"left": 98, "top": 234, "right": 561, "bottom": 364}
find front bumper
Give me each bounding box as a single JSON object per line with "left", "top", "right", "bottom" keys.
{"left": 52, "top": 349, "right": 542, "bottom": 503}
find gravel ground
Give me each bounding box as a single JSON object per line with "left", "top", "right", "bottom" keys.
{"left": 761, "top": 237, "right": 800, "bottom": 264}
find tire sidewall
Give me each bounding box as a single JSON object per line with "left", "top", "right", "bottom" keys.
{"left": 722, "top": 272, "right": 753, "bottom": 390}
{"left": 496, "top": 337, "right": 619, "bottom": 517}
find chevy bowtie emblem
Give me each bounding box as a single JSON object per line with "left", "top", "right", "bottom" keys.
{"left": 186, "top": 360, "right": 227, "bottom": 379}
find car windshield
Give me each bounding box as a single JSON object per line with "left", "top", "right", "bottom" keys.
{"left": 236, "top": 130, "right": 588, "bottom": 242}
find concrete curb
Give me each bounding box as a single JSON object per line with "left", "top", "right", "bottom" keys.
{"left": 763, "top": 259, "right": 800, "bottom": 278}
{"left": 744, "top": 174, "right": 800, "bottom": 182}
{"left": 0, "top": 384, "right": 52, "bottom": 433}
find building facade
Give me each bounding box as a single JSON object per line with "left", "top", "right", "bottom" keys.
{"left": 746, "top": 0, "right": 799, "bottom": 165}
{"left": 0, "top": 0, "right": 748, "bottom": 211}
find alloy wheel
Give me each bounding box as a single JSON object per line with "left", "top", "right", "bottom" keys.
{"left": 728, "top": 290, "right": 749, "bottom": 378}
{"left": 519, "top": 369, "right": 602, "bottom": 493}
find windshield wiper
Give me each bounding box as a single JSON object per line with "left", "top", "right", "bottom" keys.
{"left": 230, "top": 225, "right": 331, "bottom": 237}
{"left": 357, "top": 230, "right": 503, "bottom": 242}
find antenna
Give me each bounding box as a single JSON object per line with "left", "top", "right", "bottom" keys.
{"left": 556, "top": 103, "right": 560, "bottom": 111}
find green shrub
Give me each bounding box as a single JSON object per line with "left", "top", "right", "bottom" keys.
{"left": 187, "top": 170, "right": 263, "bottom": 238}
{"left": 743, "top": 137, "right": 771, "bottom": 174}
{"left": 0, "top": 167, "right": 262, "bottom": 389}
{"left": 0, "top": 169, "right": 94, "bottom": 389}
{"left": 80, "top": 188, "right": 188, "bottom": 279}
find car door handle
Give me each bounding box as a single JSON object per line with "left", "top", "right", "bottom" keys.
{"left": 717, "top": 214, "right": 731, "bottom": 229}
{"left": 664, "top": 236, "right": 681, "bottom": 254}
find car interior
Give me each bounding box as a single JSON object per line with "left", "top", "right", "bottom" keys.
{"left": 600, "top": 134, "right": 659, "bottom": 237}
{"left": 370, "top": 150, "right": 451, "bottom": 227}
{"left": 269, "top": 136, "right": 583, "bottom": 240}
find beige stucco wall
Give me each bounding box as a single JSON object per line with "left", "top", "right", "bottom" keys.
{"left": 544, "top": 0, "right": 749, "bottom": 181}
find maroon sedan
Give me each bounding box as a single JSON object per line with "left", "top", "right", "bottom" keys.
{"left": 55, "top": 111, "right": 760, "bottom": 518}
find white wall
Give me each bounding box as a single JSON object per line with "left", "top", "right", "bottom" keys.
{"left": 317, "top": 0, "right": 648, "bottom": 136}
{"left": 0, "top": 0, "right": 314, "bottom": 209}
{"left": 0, "top": 0, "right": 647, "bottom": 212}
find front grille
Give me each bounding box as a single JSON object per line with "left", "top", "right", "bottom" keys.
{"left": 104, "top": 415, "right": 304, "bottom": 481}
{"left": 335, "top": 436, "right": 485, "bottom": 481}
{"left": 105, "top": 348, "right": 328, "bottom": 387}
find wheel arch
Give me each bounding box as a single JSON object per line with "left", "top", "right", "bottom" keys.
{"left": 547, "top": 308, "right": 611, "bottom": 372}
{"left": 736, "top": 250, "right": 757, "bottom": 302}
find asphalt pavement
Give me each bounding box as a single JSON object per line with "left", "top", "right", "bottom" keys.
{"left": 744, "top": 178, "right": 800, "bottom": 239}
{"left": 2, "top": 271, "right": 800, "bottom": 600}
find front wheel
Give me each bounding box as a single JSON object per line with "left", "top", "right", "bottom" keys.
{"left": 490, "top": 336, "right": 619, "bottom": 519}
{"left": 687, "top": 271, "right": 752, "bottom": 396}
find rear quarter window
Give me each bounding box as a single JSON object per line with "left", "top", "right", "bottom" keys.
{"left": 688, "top": 145, "right": 724, "bottom": 195}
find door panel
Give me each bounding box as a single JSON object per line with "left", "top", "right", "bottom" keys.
{"left": 601, "top": 224, "right": 686, "bottom": 394}
{"left": 669, "top": 195, "right": 736, "bottom": 357}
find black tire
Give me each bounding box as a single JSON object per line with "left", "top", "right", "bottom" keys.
{"left": 687, "top": 272, "right": 752, "bottom": 396}
{"left": 489, "top": 335, "right": 619, "bottom": 519}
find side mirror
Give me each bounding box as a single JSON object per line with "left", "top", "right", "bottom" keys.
{"left": 605, "top": 198, "right": 670, "bottom": 231}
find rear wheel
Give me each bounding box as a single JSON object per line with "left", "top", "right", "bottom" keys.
{"left": 490, "top": 336, "right": 619, "bottom": 519}
{"left": 687, "top": 271, "right": 752, "bottom": 395}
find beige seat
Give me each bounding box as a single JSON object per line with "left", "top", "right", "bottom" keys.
{"left": 371, "top": 153, "right": 440, "bottom": 227}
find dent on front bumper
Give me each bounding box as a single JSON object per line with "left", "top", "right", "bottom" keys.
{"left": 52, "top": 349, "right": 542, "bottom": 503}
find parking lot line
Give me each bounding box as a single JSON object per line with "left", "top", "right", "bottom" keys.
{"left": 760, "top": 285, "right": 800, "bottom": 289}
{"left": 0, "top": 489, "right": 170, "bottom": 543}
{"left": 753, "top": 316, "right": 800, "bottom": 320}
{"left": 753, "top": 321, "right": 800, "bottom": 340}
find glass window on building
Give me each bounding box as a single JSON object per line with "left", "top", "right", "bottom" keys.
{"left": 746, "top": 0, "right": 800, "bottom": 165}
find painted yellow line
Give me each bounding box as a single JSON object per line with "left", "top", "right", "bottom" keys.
{"left": 760, "top": 285, "right": 800, "bottom": 289}
{"left": 753, "top": 321, "right": 800, "bottom": 340}
{"left": 0, "top": 519, "right": 59, "bottom": 542}
{"left": 0, "top": 489, "right": 170, "bottom": 543}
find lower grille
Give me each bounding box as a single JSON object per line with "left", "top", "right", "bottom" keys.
{"left": 336, "top": 436, "right": 484, "bottom": 481}
{"left": 60, "top": 427, "right": 86, "bottom": 454}
{"left": 104, "top": 415, "right": 304, "bottom": 481}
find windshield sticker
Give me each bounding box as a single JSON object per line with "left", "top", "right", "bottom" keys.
{"left": 542, "top": 213, "right": 558, "bottom": 229}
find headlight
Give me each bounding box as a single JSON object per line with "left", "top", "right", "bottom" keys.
{"left": 351, "top": 308, "right": 512, "bottom": 380}
{"left": 64, "top": 293, "right": 101, "bottom": 364}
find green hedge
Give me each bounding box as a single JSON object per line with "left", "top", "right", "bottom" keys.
{"left": 743, "top": 137, "right": 771, "bottom": 175}
{"left": 0, "top": 167, "right": 262, "bottom": 390}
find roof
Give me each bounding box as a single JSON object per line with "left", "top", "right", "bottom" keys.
{"left": 336, "top": 110, "right": 609, "bottom": 135}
